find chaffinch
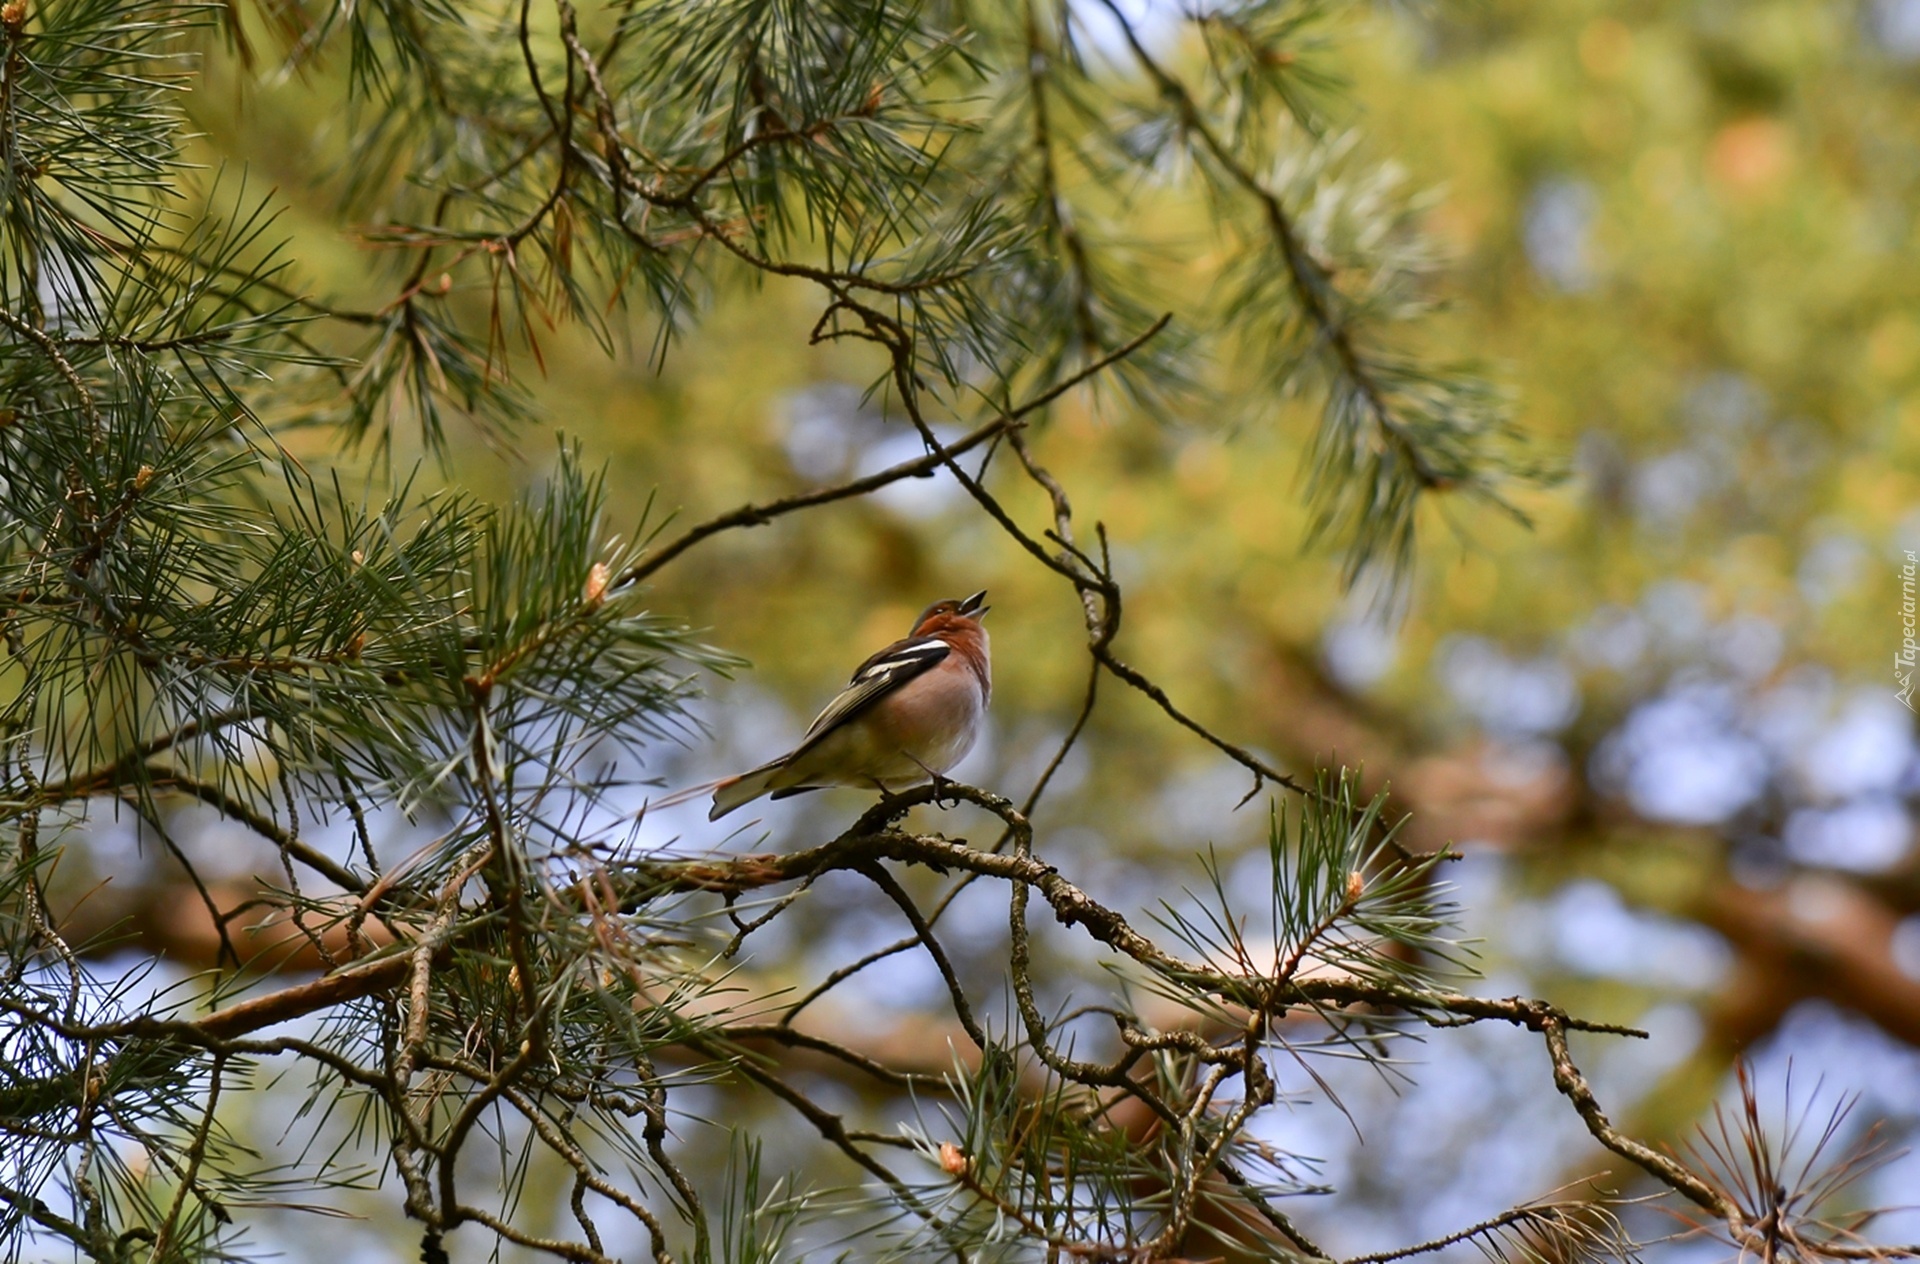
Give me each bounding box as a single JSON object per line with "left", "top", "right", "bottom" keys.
{"left": 708, "top": 591, "right": 992, "bottom": 820}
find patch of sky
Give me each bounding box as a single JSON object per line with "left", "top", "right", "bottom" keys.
{"left": 1798, "top": 528, "right": 1870, "bottom": 608}
{"left": 778, "top": 383, "right": 967, "bottom": 519}
{"left": 1245, "top": 1017, "right": 1600, "bottom": 1256}
{"left": 1513, "top": 879, "right": 1733, "bottom": 990}
{"left": 1437, "top": 634, "right": 1580, "bottom": 738}
{"left": 1741, "top": 1001, "right": 1920, "bottom": 1244}
{"left": 1632, "top": 449, "right": 1718, "bottom": 528}
{"left": 1781, "top": 797, "right": 1911, "bottom": 871}
{"left": 1522, "top": 177, "right": 1599, "bottom": 292}
{"left": 1893, "top": 915, "right": 1920, "bottom": 981}
{"left": 1794, "top": 690, "right": 1916, "bottom": 800}
{"left": 1591, "top": 680, "right": 1771, "bottom": 824}
{"left": 1321, "top": 574, "right": 1405, "bottom": 691}
{"left": 1868, "top": 0, "right": 1920, "bottom": 59}
{"left": 1569, "top": 603, "right": 1651, "bottom": 674}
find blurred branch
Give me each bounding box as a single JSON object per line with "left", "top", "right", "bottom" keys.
{"left": 1688, "top": 874, "right": 1920, "bottom": 1048}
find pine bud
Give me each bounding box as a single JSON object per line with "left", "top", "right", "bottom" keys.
{"left": 133, "top": 464, "right": 154, "bottom": 492}
{"left": 938, "top": 1142, "right": 968, "bottom": 1176}
{"left": 583, "top": 561, "right": 610, "bottom": 608}
{"left": 1, "top": 2, "right": 25, "bottom": 31}
{"left": 1346, "top": 870, "right": 1364, "bottom": 904}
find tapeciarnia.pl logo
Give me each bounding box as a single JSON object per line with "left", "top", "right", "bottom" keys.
{"left": 1900, "top": 549, "right": 1917, "bottom": 712}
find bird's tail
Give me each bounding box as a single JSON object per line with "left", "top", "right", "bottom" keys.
{"left": 638, "top": 758, "right": 792, "bottom": 821}
{"left": 706, "top": 759, "right": 790, "bottom": 821}
{"left": 638, "top": 775, "right": 731, "bottom": 813}
{"left": 629, "top": 776, "right": 714, "bottom": 806}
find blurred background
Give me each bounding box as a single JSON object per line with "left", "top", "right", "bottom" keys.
{"left": 56, "top": 0, "right": 1920, "bottom": 1257}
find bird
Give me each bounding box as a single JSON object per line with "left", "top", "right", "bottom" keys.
{"left": 707, "top": 591, "right": 991, "bottom": 821}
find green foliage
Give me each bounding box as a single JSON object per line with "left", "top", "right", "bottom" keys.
{"left": 4, "top": 1, "right": 1888, "bottom": 1262}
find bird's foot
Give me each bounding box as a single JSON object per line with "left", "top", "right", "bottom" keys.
{"left": 924, "top": 769, "right": 960, "bottom": 809}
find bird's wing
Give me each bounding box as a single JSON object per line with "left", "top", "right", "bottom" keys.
{"left": 785, "top": 635, "right": 951, "bottom": 760}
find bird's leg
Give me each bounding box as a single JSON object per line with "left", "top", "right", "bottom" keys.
{"left": 904, "top": 755, "right": 958, "bottom": 808}
{"left": 868, "top": 777, "right": 918, "bottom": 823}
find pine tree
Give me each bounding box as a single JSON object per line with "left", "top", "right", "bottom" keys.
{"left": 0, "top": 3, "right": 1893, "bottom": 1262}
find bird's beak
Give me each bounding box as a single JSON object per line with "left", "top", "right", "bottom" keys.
{"left": 959, "top": 590, "right": 990, "bottom": 619}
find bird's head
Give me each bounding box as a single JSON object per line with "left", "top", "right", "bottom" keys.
{"left": 911, "top": 590, "right": 990, "bottom": 635}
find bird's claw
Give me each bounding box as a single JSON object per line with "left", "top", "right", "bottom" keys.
{"left": 925, "top": 770, "right": 959, "bottom": 809}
